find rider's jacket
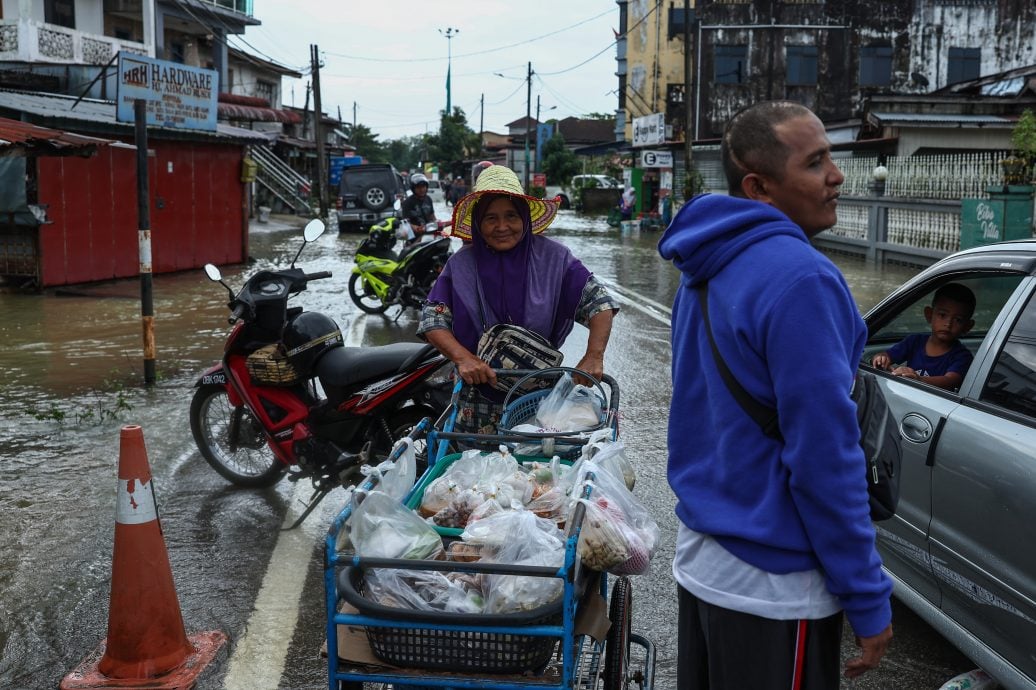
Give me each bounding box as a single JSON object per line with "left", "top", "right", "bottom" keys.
{"left": 401, "top": 193, "right": 435, "bottom": 227}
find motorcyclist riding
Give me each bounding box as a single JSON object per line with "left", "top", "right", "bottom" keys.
{"left": 400, "top": 173, "right": 436, "bottom": 247}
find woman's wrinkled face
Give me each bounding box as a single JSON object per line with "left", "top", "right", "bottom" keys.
{"left": 478, "top": 197, "right": 525, "bottom": 252}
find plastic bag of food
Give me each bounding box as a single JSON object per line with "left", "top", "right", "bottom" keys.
{"left": 577, "top": 431, "right": 635, "bottom": 491}
{"left": 366, "top": 567, "right": 482, "bottom": 614}
{"left": 430, "top": 488, "right": 486, "bottom": 529}
{"left": 534, "top": 374, "right": 604, "bottom": 432}
{"left": 349, "top": 490, "right": 443, "bottom": 560}
{"left": 570, "top": 459, "right": 658, "bottom": 576}
{"left": 482, "top": 511, "right": 566, "bottom": 613}
{"left": 367, "top": 437, "right": 417, "bottom": 501}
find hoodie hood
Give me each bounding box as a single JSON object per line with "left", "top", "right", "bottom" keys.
{"left": 658, "top": 194, "right": 809, "bottom": 286}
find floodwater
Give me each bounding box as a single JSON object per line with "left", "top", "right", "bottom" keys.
{"left": 0, "top": 207, "right": 964, "bottom": 689}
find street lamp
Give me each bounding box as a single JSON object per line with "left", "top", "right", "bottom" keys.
{"left": 439, "top": 27, "right": 459, "bottom": 115}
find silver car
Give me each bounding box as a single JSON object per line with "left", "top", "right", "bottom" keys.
{"left": 862, "top": 239, "right": 1036, "bottom": 689}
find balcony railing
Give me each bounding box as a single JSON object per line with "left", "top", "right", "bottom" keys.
{"left": 197, "top": 0, "right": 254, "bottom": 16}
{"left": 0, "top": 18, "right": 149, "bottom": 64}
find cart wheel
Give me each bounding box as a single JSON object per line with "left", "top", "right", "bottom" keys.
{"left": 603, "top": 576, "right": 633, "bottom": 690}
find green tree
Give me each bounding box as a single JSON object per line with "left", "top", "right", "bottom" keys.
{"left": 541, "top": 133, "right": 580, "bottom": 188}
{"left": 385, "top": 134, "right": 424, "bottom": 172}
{"left": 1011, "top": 109, "right": 1036, "bottom": 165}
{"left": 425, "top": 107, "right": 481, "bottom": 174}
{"left": 342, "top": 122, "right": 385, "bottom": 162}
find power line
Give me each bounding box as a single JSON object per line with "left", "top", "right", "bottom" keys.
{"left": 323, "top": 8, "right": 614, "bottom": 63}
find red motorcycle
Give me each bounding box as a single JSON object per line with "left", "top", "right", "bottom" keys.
{"left": 189, "top": 220, "right": 453, "bottom": 526}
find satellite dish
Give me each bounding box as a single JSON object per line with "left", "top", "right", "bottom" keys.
{"left": 911, "top": 72, "right": 930, "bottom": 87}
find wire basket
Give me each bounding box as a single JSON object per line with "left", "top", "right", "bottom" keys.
{"left": 246, "top": 343, "right": 300, "bottom": 386}
{"left": 338, "top": 566, "right": 562, "bottom": 674}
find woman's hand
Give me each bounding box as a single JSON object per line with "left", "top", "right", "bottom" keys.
{"left": 574, "top": 352, "right": 604, "bottom": 387}
{"left": 456, "top": 352, "right": 497, "bottom": 387}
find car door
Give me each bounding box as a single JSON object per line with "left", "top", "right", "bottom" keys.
{"left": 865, "top": 272, "right": 1026, "bottom": 607}
{"left": 928, "top": 278, "right": 1036, "bottom": 685}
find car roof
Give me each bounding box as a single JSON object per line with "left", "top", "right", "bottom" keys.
{"left": 926, "top": 239, "right": 1036, "bottom": 277}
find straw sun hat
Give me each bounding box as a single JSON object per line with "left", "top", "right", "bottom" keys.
{"left": 450, "top": 165, "right": 561, "bottom": 240}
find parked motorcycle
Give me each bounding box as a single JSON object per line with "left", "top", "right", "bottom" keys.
{"left": 348, "top": 216, "right": 453, "bottom": 315}
{"left": 190, "top": 219, "right": 453, "bottom": 526}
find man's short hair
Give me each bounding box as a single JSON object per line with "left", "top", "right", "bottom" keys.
{"left": 721, "top": 101, "right": 814, "bottom": 196}
{"left": 932, "top": 283, "right": 977, "bottom": 316}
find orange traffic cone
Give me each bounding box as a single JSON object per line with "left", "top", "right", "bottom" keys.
{"left": 61, "top": 425, "right": 226, "bottom": 689}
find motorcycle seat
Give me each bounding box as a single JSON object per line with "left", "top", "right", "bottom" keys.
{"left": 314, "top": 342, "right": 434, "bottom": 390}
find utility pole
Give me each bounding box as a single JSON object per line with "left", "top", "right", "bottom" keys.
{"left": 353, "top": 101, "right": 357, "bottom": 131}
{"left": 524, "top": 61, "right": 532, "bottom": 190}
{"left": 683, "top": 0, "right": 694, "bottom": 200}
{"left": 479, "top": 93, "right": 485, "bottom": 156}
{"left": 439, "top": 27, "right": 458, "bottom": 115}
{"left": 311, "top": 44, "right": 327, "bottom": 217}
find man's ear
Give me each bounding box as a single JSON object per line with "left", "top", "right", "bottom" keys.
{"left": 740, "top": 173, "right": 771, "bottom": 203}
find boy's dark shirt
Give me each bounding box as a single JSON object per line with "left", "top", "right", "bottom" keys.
{"left": 885, "top": 334, "right": 973, "bottom": 378}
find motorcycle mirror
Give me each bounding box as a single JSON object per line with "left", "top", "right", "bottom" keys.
{"left": 204, "top": 263, "right": 235, "bottom": 300}
{"left": 291, "top": 218, "right": 326, "bottom": 267}
{"left": 303, "top": 218, "right": 325, "bottom": 242}
{"left": 393, "top": 199, "right": 402, "bottom": 213}
{"left": 203, "top": 263, "right": 222, "bottom": 281}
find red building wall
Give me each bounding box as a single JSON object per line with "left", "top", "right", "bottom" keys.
{"left": 37, "top": 140, "right": 247, "bottom": 287}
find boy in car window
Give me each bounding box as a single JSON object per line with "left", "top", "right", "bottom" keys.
{"left": 871, "top": 283, "right": 976, "bottom": 390}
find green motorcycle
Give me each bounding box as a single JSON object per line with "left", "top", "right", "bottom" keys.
{"left": 348, "top": 217, "right": 453, "bottom": 314}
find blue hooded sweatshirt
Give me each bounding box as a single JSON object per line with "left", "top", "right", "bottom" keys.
{"left": 658, "top": 194, "right": 892, "bottom": 637}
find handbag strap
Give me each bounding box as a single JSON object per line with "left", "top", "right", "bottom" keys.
{"left": 695, "top": 283, "right": 782, "bottom": 441}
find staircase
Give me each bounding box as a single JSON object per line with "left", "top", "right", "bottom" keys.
{"left": 252, "top": 145, "right": 314, "bottom": 215}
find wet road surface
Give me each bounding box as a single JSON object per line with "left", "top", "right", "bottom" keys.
{"left": 0, "top": 208, "right": 977, "bottom": 689}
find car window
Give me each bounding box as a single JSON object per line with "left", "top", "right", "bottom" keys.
{"left": 340, "top": 168, "right": 395, "bottom": 193}
{"left": 864, "top": 274, "right": 1024, "bottom": 369}
{"left": 980, "top": 289, "right": 1036, "bottom": 418}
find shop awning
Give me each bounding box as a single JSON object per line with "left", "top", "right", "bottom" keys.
{"left": 0, "top": 116, "right": 126, "bottom": 156}
{"left": 217, "top": 102, "right": 302, "bottom": 124}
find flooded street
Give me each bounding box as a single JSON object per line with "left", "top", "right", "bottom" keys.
{"left": 0, "top": 206, "right": 972, "bottom": 689}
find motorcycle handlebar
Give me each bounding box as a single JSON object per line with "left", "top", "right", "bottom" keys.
{"left": 304, "top": 270, "right": 332, "bottom": 281}
{"left": 228, "top": 303, "right": 246, "bottom": 324}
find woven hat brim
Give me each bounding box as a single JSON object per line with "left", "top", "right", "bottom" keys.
{"left": 451, "top": 190, "right": 561, "bottom": 240}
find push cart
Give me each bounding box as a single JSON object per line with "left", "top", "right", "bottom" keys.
{"left": 324, "top": 369, "right": 656, "bottom": 690}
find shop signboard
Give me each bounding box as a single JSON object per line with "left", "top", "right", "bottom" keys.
{"left": 116, "top": 52, "right": 218, "bottom": 131}
{"left": 633, "top": 113, "right": 666, "bottom": 147}
{"left": 640, "top": 150, "right": 673, "bottom": 168}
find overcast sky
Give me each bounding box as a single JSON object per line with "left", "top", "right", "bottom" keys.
{"left": 235, "top": 1, "right": 621, "bottom": 142}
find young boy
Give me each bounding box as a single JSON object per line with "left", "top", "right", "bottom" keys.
{"left": 871, "top": 283, "right": 976, "bottom": 390}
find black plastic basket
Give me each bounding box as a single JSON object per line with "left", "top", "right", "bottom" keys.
{"left": 338, "top": 565, "right": 562, "bottom": 673}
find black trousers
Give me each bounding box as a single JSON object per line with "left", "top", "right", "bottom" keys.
{"left": 678, "top": 585, "right": 843, "bottom": 690}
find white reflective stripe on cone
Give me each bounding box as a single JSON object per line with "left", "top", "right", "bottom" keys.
{"left": 116, "top": 478, "right": 158, "bottom": 524}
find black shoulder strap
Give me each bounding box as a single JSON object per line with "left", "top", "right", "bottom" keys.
{"left": 695, "top": 283, "right": 783, "bottom": 441}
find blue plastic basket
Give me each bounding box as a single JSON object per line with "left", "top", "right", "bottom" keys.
{"left": 498, "top": 388, "right": 609, "bottom": 458}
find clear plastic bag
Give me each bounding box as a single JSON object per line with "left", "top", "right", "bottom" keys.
{"left": 366, "top": 567, "right": 483, "bottom": 614}
{"left": 481, "top": 511, "right": 566, "bottom": 613}
{"left": 534, "top": 373, "right": 604, "bottom": 432}
{"left": 578, "top": 431, "right": 635, "bottom": 491}
{"left": 349, "top": 490, "right": 443, "bottom": 560}
{"left": 368, "top": 437, "right": 417, "bottom": 501}
{"left": 570, "top": 458, "right": 658, "bottom": 576}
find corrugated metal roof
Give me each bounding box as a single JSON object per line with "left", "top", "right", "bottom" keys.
{"left": 0, "top": 89, "right": 269, "bottom": 144}
{"left": 870, "top": 111, "right": 1014, "bottom": 127}
{"left": 0, "top": 116, "right": 123, "bottom": 153}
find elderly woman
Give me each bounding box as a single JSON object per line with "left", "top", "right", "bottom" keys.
{"left": 418, "top": 165, "right": 618, "bottom": 433}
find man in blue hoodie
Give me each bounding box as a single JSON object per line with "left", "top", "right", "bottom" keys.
{"left": 658, "top": 101, "right": 893, "bottom": 689}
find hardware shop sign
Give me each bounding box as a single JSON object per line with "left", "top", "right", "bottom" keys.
{"left": 116, "top": 52, "right": 218, "bottom": 131}
{"left": 640, "top": 150, "right": 673, "bottom": 168}
{"left": 633, "top": 113, "right": 666, "bottom": 147}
